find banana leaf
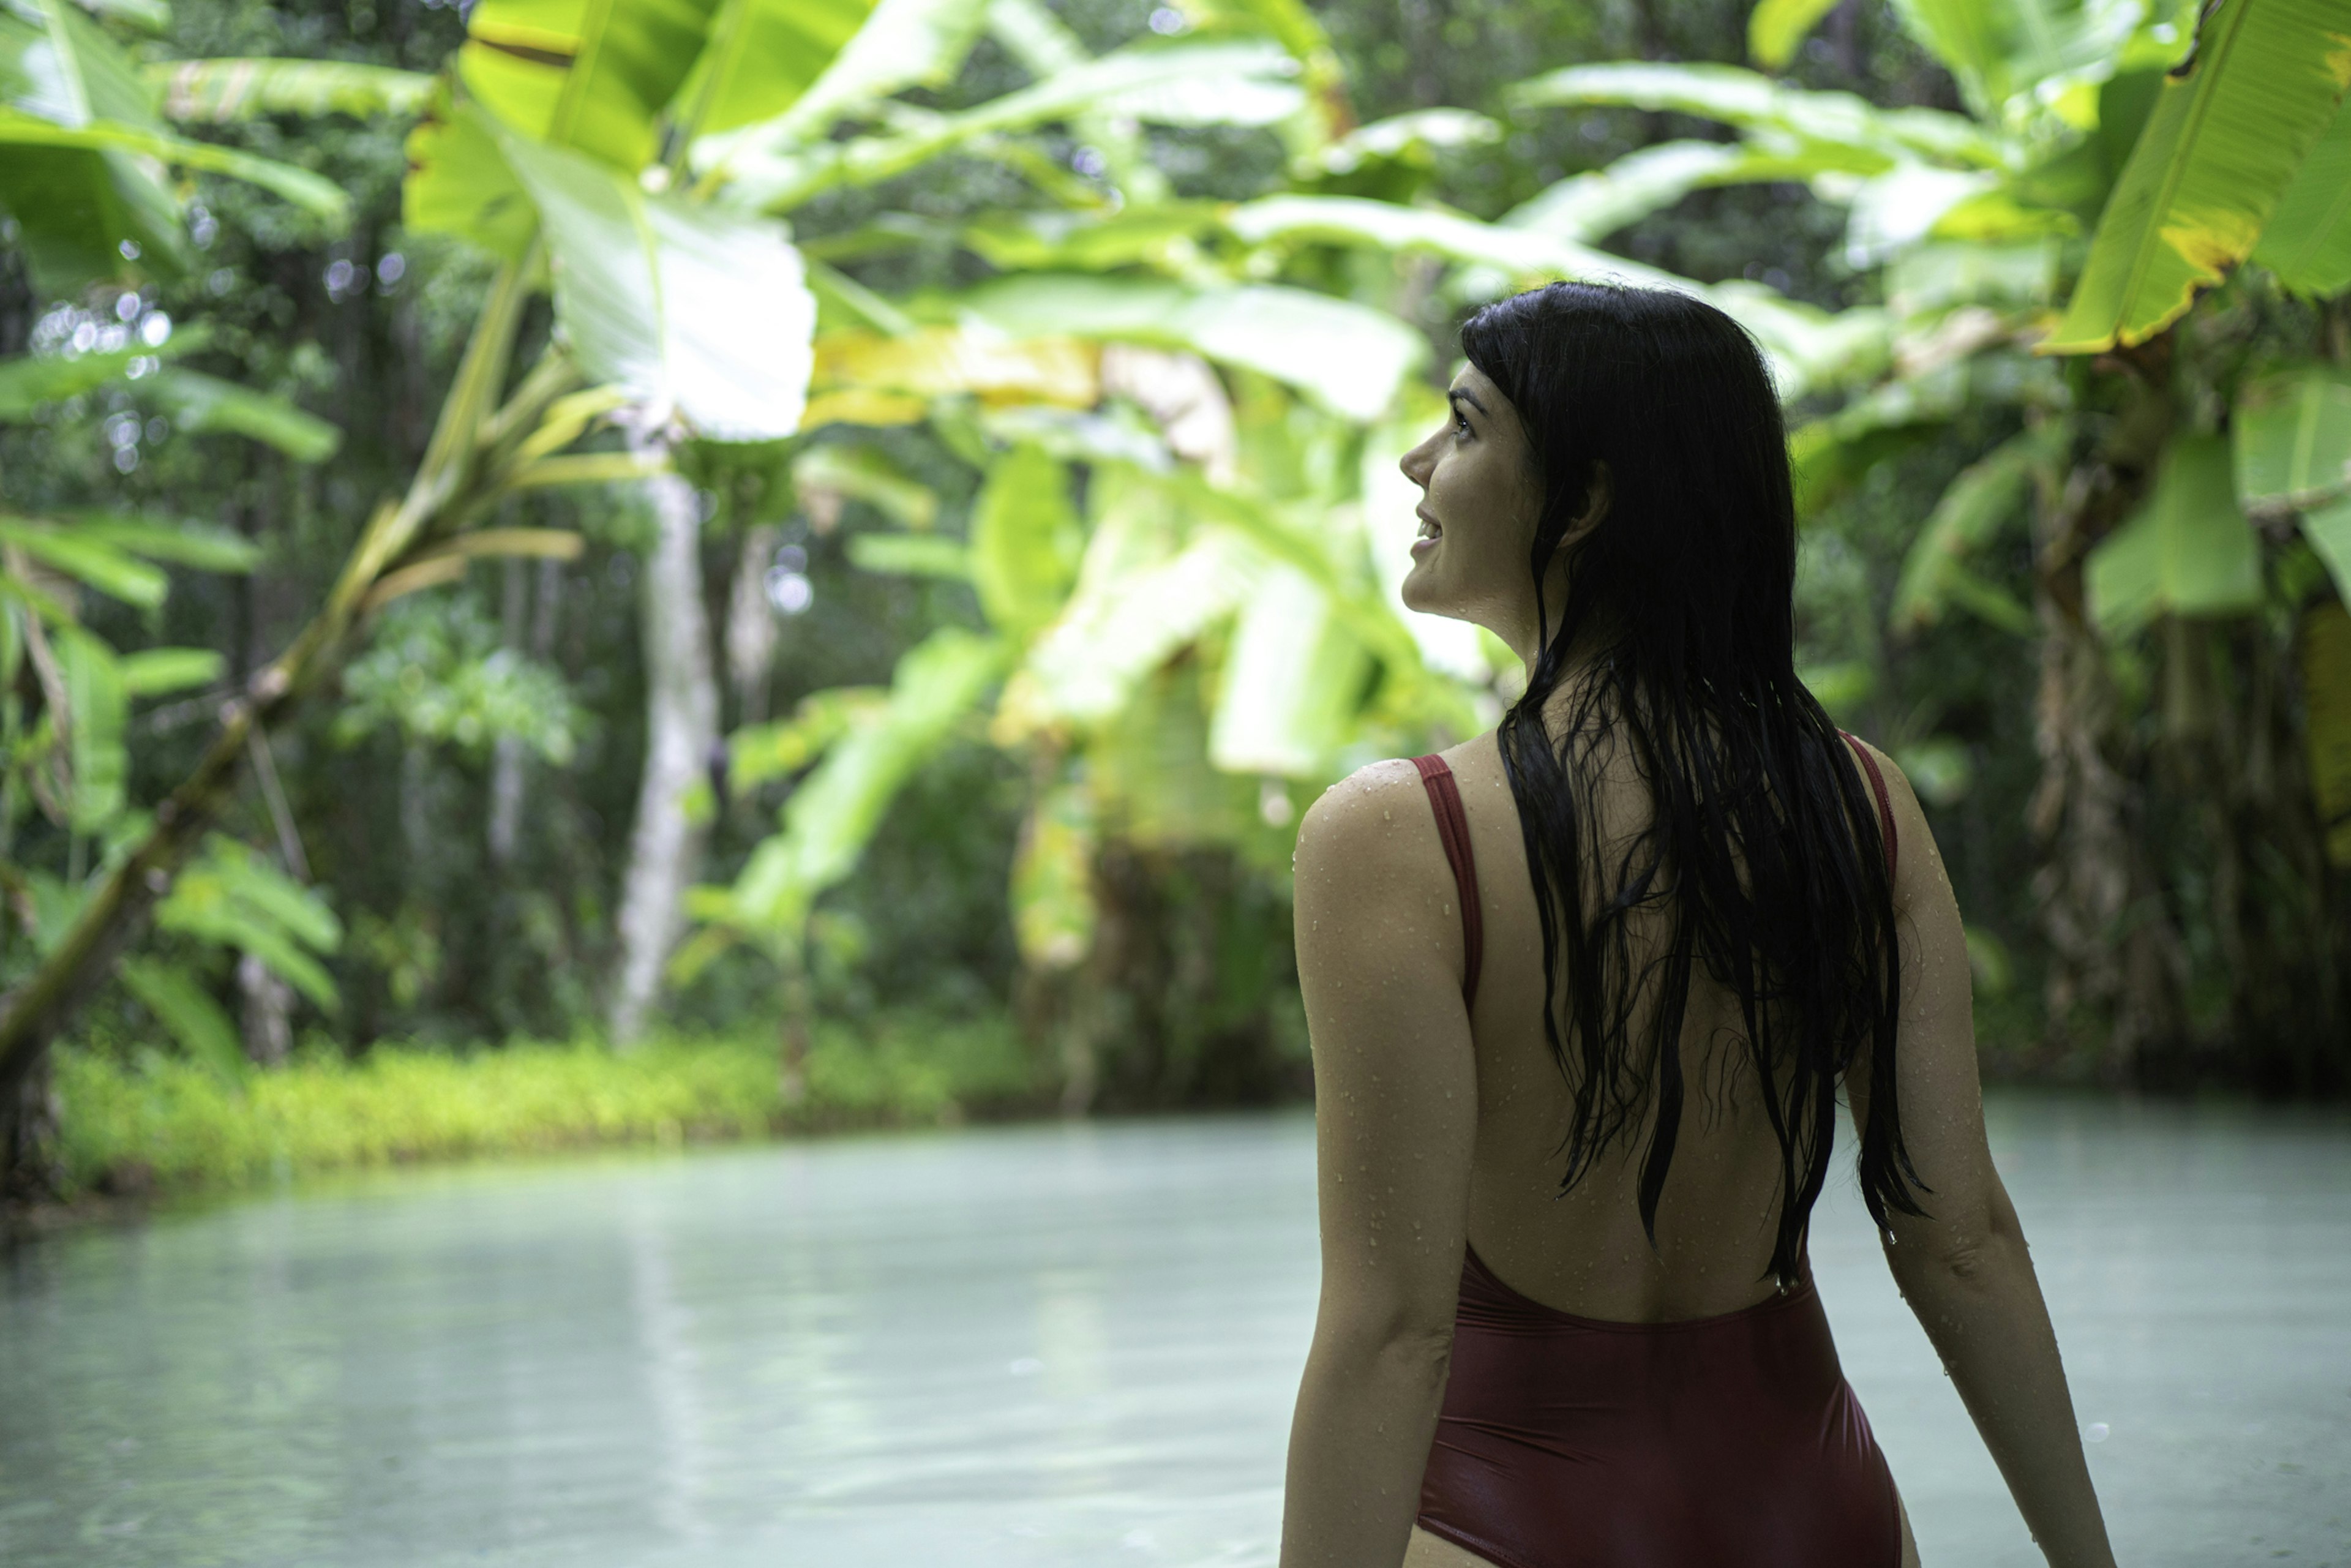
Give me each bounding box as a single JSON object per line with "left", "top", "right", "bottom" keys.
{"left": 500, "top": 126, "right": 816, "bottom": 441}
{"left": 948, "top": 270, "right": 1423, "bottom": 423}
{"left": 1208, "top": 563, "right": 1371, "bottom": 778}
{"left": 1885, "top": 0, "right": 2144, "bottom": 119}
{"left": 1749, "top": 0, "right": 1842, "bottom": 69}
{"left": 2233, "top": 366, "right": 2351, "bottom": 512}
{"left": 2044, "top": 0, "right": 2351, "bottom": 354}
{"left": 148, "top": 58, "right": 434, "bottom": 121}
{"left": 692, "top": 0, "right": 990, "bottom": 165}
{"left": 670, "top": 0, "right": 878, "bottom": 141}
{"left": 969, "top": 444, "right": 1083, "bottom": 639}
{"left": 1505, "top": 61, "right": 2004, "bottom": 170}
{"left": 1891, "top": 422, "right": 2069, "bottom": 633}
{"left": 455, "top": 0, "right": 722, "bottom": 173}
{"left": 2086, "top": 435, "right": 2265, "bottom": 639}
{"left": 2251, "top": 95, "right": 2351, "bottom": 297}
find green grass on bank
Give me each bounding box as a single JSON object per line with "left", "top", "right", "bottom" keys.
{"left": 54, "top": 1014, "right": 1046, "bottom": 1198}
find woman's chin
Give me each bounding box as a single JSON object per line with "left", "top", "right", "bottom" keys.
{"left": 1401, "top": 552, "right": 1444, "bottom": 615}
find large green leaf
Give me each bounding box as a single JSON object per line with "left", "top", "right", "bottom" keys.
{"left": 1208, "top": 563, "right": 1370, "bottom": 778}
{"left": 501, "top": 127, "right": 816, "bottom": 440}
{"left": 1886, "top": 0, "right": 2145, "bottom": 118}
{"left": 0, "top": 109, "right": 349, "bottom": 222}
{"left": 402, "top": 85, "right": 539, "bottom": 261}
{"left": 719, "top": 628, "right": 1003, "bottom": 934}
{"left": 1891, "top": 422, "right": 2068, "bottom": 634}
{"left": 53, "top": 624, "right": 127, "bottom": 829}
{"left": 0, "top": 0, "right": 186, "bottom": 290}
{"left": 118, "top": 958, "right": 246, "bottom": 1078}
{"left": 2251, "top": 93, "right": 2351, "bottom": 296}
{"left": 1501, "top": 140, "right": 1848, "bottom": 244}
{"left": 457, "top": 0, "right": 722, "bottom": 172}
{"left": 670, "top": 0, "right": 876, "bottom": 140}
{"left": 714, "top": 40, "right": 1300, "bottom": 211}
{"left": 950, "top": 271, "right": 1425, "bottom": 422}
{"left": 2045, "top": 0, "right": 2351, "bottom": 354}
{"left": 2233, "top": 366, "right": 2351, "bottom": 511}
{"left": 1505, "top": 61, "right": 2005, "bottom": 170}
{"left": 143, "top": 368, "right": 340, "bottom": 460}
{"left": 691, "top": 0, "right": 989, "bottom": 170}
{"left": 2086, "top": 435, "right": 2265, "bottom": 639}
{"left": 1222, "top": 194, "right": 1889, "bottom": 402}
{"left": 969, "top": 443, "right": 1082, "bottom": 638}
{"left": 148, "top": 58, "right": 435, "bottom": 121}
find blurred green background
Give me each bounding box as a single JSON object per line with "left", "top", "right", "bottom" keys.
{"left": 4, "top": 0, "right": 2348, "bottom": 1201}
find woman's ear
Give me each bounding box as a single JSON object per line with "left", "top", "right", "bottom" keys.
{"left": 1558, "top": 460, "right": 1613, "bottom": 550}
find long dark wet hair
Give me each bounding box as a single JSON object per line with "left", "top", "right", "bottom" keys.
{"left": 1463, "top": 281, "right": 1927, "bottom": 1287}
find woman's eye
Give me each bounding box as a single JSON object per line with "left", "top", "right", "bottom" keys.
{"left": 1453, "top": 414, "right": 1472, "bottom": 437}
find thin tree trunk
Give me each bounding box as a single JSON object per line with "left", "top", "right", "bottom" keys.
{"left": 724, "top": 523, "right": 780, "bottom": 728}
{"left": 607, "top": 435, "right": 718, "bottom": 1048}
{"left": 238, "top": 951, "right": 293, "bottom": 1067}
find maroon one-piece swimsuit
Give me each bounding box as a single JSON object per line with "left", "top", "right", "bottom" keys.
{"left": 1405, "top": 738, "right": 1905, "bottom": 1568}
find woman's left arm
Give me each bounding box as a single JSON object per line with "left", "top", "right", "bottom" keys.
{"left": 1281, "top": 763, "right": 1480, "bottom": 1568}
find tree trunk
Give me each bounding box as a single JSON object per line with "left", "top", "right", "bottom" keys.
{"left": 724, "top": 523, "right": 780, "bottom": 728}
{"left": 238, "top": 951, "right": 293, "bottom": 1067}
{"left": 607, "top": 437, "right": 718, "bottom": 1048}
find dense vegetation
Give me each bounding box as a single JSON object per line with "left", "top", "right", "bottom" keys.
{"left": 4, "top": 0, "right": 2348, "bottom": 1199}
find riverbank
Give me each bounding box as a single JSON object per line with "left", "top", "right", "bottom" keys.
{"left": 44, "top": 1012, "right": 1048, "bottom": 1204}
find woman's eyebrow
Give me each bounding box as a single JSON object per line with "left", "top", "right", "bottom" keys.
{"left": 1447, "top": 388, "right": 1486, "bottom": 418}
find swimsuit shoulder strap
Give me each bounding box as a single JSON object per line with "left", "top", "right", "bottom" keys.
{"left": 1839, "top": 730, "right": 1899, "bottom": 880}
{"left": 1411, "top": 754, "right": 1483, "bottom": 1007}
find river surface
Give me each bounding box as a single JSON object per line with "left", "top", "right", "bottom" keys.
{"left": 2, "top": 1090, "right": 2347, "bottom": 1567}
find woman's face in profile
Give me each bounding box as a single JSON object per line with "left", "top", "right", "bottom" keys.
{"left": 1397, "top": 364, "right": 1546, "bottom": 639}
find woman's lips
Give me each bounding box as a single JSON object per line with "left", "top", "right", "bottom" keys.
{"left": 1411, "top": 509, "right": 1441, "bottom": 557}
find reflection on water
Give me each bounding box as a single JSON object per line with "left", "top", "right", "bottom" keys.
{"left": 2, "top": 1092, "right": 2346, "bottom": 1567}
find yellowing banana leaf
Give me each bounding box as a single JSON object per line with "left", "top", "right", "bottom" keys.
{"left": 1208, "top": 563, "right": 1371, "bottom": 778}
{"left": 812, "top": 326, "right": 1098, "bottom": 408}
{"left": 1505, "top": 61, "right": 2005, "bottom": 170}
{"left": 1750, "top": 0, "right": 1842, "bottom": 70}
{"left": 1886, "top": 0, "right": 2144, "bottom": 119}
{"left": 2251, "top": 94, "right": 2351, "bottom": 296}
{"left": 2045, "top": 0, "right": 2351, "bottom": 354}
{"left": 969, "top": 444, "right": 1082, "bottom": 639}
{"left": 118, "top": 958, "right": 247, "bottom": 1079}
{"left": 148, "top": 58, "right": 435, "bottom": 121}
{"left": 2085, "top": 435, "right": 2265, "bottom": 639}
{"left": 950, "top": 271, "right": 1423, "bottom": 423}
{"left": 2233, "top": 366, "right": 2351, "bottom": 511}
{"left": 457, "top": 0, "right": 721, "bottom": 173}
{"left": 501, "top": 129, "right": 816, "bottom": 441}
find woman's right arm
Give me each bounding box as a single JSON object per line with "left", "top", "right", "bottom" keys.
{"left": 1845, "top": 744, "right": 2118, "bottom": 1568}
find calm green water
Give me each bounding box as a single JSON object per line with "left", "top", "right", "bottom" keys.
{"left": 2, "top": 1092, "right": 2346, "bottom": 1567}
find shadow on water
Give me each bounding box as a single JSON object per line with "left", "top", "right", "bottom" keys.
{"left": 2, "top": 1092, "right": 2346, "bottom": 1567}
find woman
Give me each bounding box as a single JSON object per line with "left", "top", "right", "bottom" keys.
{"left": 1279, "top": 283, "right": 2118, "bottom": 1568}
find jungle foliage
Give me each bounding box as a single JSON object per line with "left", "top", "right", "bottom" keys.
{"left": 3, "top": 0, "right": 2349, "bottom": 1195}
